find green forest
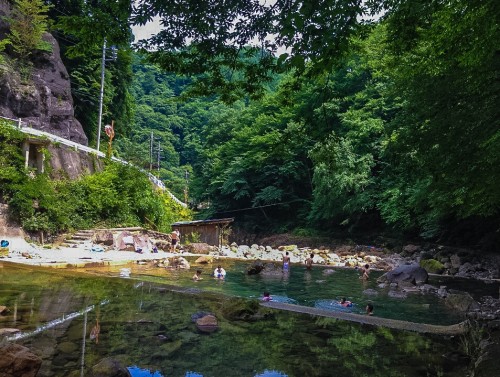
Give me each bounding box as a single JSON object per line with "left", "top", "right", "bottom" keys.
{"left": 0, "top": 0, "right": 498, "bottom": 249}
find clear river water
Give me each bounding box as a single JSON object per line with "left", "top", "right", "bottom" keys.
{"left": 1, "top": 260, "right": 494, "bottom": 377}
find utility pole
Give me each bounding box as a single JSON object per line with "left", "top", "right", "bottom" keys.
{"left": 157, "top": 140, "right": 161, "bottom": 177}
{"left": 184, "top": 170, "right": 189, "bottom": 204}
{"left": 149, "top": 131, "right": 153, "bottom": 171}
{"left": 96, "top": 38, "right": 106, "bottom": 152}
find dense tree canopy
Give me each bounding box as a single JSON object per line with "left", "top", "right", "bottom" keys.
{"left": 130, "top": 0, "right": 499, "bottom": 246}
{"left": 132, "top": 0, "right": 376, "bottom": 99}
{"left": 0, "top": 0, "right": 498, "bottom": 248}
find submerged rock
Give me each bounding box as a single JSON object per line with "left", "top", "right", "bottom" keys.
{"left": 220, "top": 297, "right": 263, "bottom": 321}
{"left": 191, "top": 311, "right": 214, "bottom": 323}
{"left": 89, "top": 357, "right": 131, "bottom": 377}
{"left": 0, "top": 343, "right": 42, "bottom": 377}
{"left": 247, "top": 260, "right": 265, "bottom": 275}
{"left": 260, "top": 262, "right": 284, "bottom": 276}
{"left": 446, "top": 290, "right": 480, "bottom": 312}
{"left": 195, "top": 315, "right": 218, "bottom": 333}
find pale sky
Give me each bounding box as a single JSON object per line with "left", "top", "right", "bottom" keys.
{"left": 131, "top": 15, "right": 162, "bottom": 43}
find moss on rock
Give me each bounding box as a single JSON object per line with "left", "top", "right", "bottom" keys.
{"left": 420, "top": 259, "right": 445, "bottom": 274}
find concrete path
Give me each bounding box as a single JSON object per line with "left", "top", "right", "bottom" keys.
{"left": 260, "top": 301, "right": 467, "bottom": 335}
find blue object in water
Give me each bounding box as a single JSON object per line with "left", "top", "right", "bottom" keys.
{"left": 185, "top": 372, "right": 203, "bottom": 377}
{"left": 0, "top": 240, "right": 9, "bottom": 247}
{"left": 255, "top": 370, "right": 288, "bottom": 377}
{"left": 128, "top": 366, "right": 163, "bottom": 377}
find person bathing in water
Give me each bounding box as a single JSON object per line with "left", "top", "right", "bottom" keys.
{"left": 262, "top": 292, "right": 272, "bottom": 302}
{"left": 192, "top": 270, "right": 203, "bottom": 281}
{"left": 305, "top": 253, "right": 314, "bottom": 270}
{"left": 283, "top": 252, "right": 291, "bottom": 271}
{"left": 360, "top": 264, "right": 370, "bottom": 280}
{"left": 366, "top": 303, "right": 374, "bottom": 316}
{"left": 214, "top": 265, "right": 226, "bottom": 279}
{"left": 339, "top": 297, "right": 353, "bottom": 307}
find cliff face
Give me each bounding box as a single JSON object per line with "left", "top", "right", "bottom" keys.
{"left": 0, "top": 0, "right": 88, "bottom": 145}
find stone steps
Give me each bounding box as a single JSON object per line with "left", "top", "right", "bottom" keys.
{"left": 71, "top": 235, "right": 90, "bottom": 240}
{"left": 61, "top": 229, "right": 95, "bottom": 247}
{"left": 65, "top": 239, "right": 85, "bottom": 244}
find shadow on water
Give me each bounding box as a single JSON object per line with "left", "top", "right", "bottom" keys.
{"left": 0, "top": 262, "right": 474, "bottom": 376}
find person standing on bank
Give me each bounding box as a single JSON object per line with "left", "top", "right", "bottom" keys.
{"left": 170, "top": 229, "right": 180, "bottom": 252}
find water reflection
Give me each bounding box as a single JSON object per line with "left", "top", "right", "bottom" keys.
{"left": 0, "top": 263, "right": 468, "bottom": 376}
{"left": 128, "top": 366, "right": 163, "bottom": 376}
{"left": 255, "top": 371, "right": 288, "bottom": 377}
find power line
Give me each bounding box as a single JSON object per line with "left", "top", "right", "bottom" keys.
{"left": 214, "top": 199, "right": 308, "bottom": 214}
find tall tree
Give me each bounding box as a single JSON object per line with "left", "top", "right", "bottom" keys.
{"left": 379, "top": 0, "right": 500, "bottom": 237}
{"left": 48, "top": 0, "right": 134, "bottom": 145}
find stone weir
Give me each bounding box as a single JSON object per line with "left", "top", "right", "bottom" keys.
{"left": 260, "top": 301, "right": 467, "bottom": 335}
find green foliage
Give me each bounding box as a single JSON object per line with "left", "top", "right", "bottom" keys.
{"left": 133, "top": 0, "right": 372, "bottom": 100}
{"left": 0, "top": 120, "right": 27, "bottom": 199}
{"left": 0, "top": 38, "right": 8, "bottom": 65}
{"left": 459, "top": 320, "right": 487, "bottom": 363}
{"left": 183, "top": 231, "right": 201, "bottom": 244}
{"left": 0, "top": 124, "right": 190, "bottom": 233}
{"left": 2, "top": 0, "right": 495, "bottom": 246}
{"left": 378, "top": 0, "right": 500, "bottom": 236}
{"left": 5, "top": 0, "right": 52, "bottom": 61}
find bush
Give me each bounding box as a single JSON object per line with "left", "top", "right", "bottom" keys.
{"left": 1, "top": 121, "right": 192, "bottom": 235}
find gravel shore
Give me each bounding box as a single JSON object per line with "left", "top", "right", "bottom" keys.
{"left": 2, "top": 237, "right": 187, "bottom": 267}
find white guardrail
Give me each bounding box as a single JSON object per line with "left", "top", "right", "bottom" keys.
{"left": 0, "top": 116, "right": 187, "bottom": 207}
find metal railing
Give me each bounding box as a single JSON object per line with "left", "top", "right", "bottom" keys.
{"left": 0, "top": 115, "right": 187, "bottom": 207}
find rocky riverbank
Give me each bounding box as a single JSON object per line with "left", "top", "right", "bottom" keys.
{"left": 2, "top": 234, "right": 499, "bottom": 323}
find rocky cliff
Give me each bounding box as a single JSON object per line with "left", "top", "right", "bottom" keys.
{"left": 0, "top": 0, "right": 88, "bottom": 145}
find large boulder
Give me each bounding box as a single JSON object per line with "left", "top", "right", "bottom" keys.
{"left": 183, "top": 243, "right": 212, "bottom": 254}
{"left": 115, "top": 231, "right": 135, "bottom": 251}
{"left": 446, "top": 290, "right": 480, "bottom": 312}
{"left": 169, "top": 256, "right": 190, "bottom": 269}
{"left": 419, "top": 259, "right": 445, "bottom": 274}
{"left": 154, "top": 240, "right": 169, "bottom": 251}
{"left": 247, "top": 260, "right": 265, "bottom": 275}
{"left": 260, "top": 262, "right": 284, "bottom": 276}
{"left": 377, "top": 264, "right": 429, "bottom": 285}
{"left": 195, "top": 255, "right": 213, "bottom": 264}
{"left": 94, "top": 230, "right": 114, "bottom": 246}
{"left": 0, "top": 343, "right": 42, "bottom": 377}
